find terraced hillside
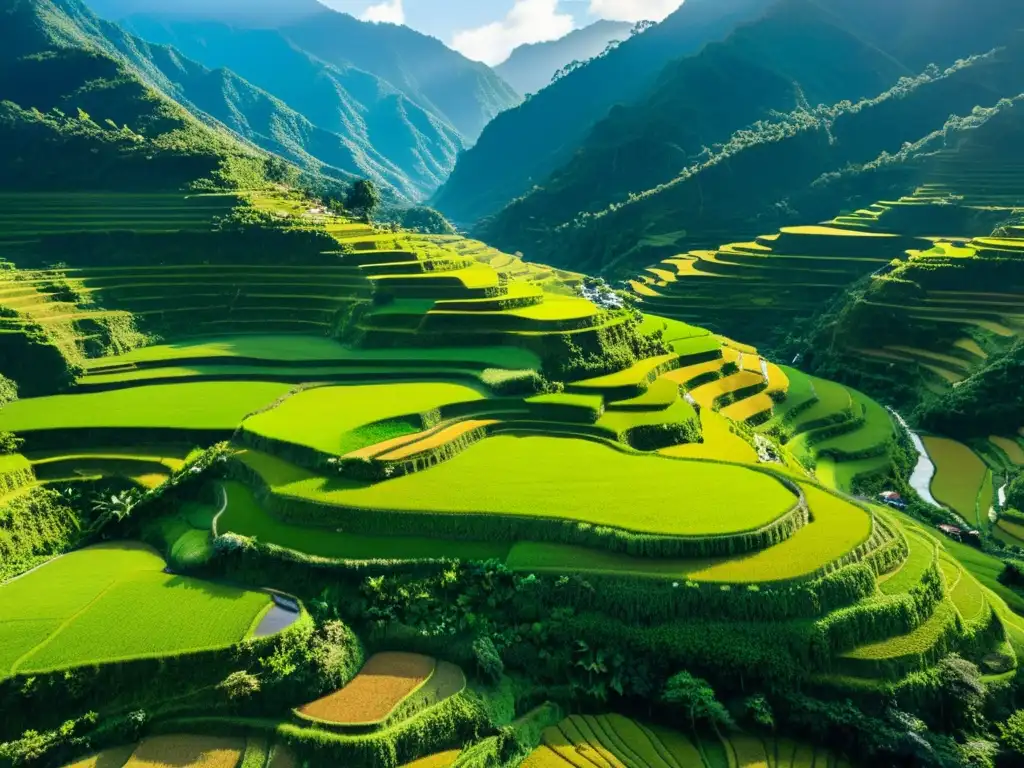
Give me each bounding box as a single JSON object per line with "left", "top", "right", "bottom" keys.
{"left": 1, "top": 194, "right": 1014, "bottom": 756}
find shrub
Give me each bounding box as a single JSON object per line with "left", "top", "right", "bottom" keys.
{"left": 997, "top": 710, "right": 1024, "bottom": 757}
{"left": 402, "top": 207, "right": 456, "bottom": 235}
{"left": 623, "top": 420, "right": 700, "bottom": 451}
{"left": 472, "top": 636, "right": 504, "bottom": 684}
{"left": 480, "top": 369, "right": 547, "bottom": 396}
{"left": 217, "top": 671, "right": 261, "bottom": 701}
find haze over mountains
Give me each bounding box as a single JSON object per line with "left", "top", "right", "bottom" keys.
{"left": 495, "top": 20, "right": 633, "bottom": 97}
{"left": 431, "top": 0, "right": 777, "bottom": 224}
{"left": 438, "top": 0, "right": 1024, "bottom": 274}
{"left": 61, "top": 0, "right": 521, "bottom": 201}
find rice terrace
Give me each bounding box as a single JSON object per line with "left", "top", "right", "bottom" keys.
{"left": 2, "top": 0, "right": 1024, "bottom": 766}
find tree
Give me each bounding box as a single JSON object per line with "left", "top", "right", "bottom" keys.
{"left": 345, "top": 179, "right": 381, "bottom": 222}
{"left": 0, "top": 374, "right": 22, "bottom": 455}
{"left": 1007, "top": 473, "right": 1024, "bottom": 513}
{"left": 91, "top": 489, "right": 140, "bottom": 523}
{"left": 998, "top": 710, "right": 1024, "bottom": 757}
{"left": 934, "top": 654, "right": 987, "bottom": 731}
{"left": 217, "top": 671, "right": 261, "bottom": 700}
{"left": 402, "top": 206, "right": 456, "bottom": 235}
{"left": 661, "top": 671, "right": 735, "bottom": 733}
{"left": 472, "top": 635, "right": 504, "bottom": 683}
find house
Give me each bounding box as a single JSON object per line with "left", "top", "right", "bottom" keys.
{"left": 878, "top": 491, "right": 907, "bottom": 510}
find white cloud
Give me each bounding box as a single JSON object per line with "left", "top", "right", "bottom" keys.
{"left": 589, "top": 0, "right": 683, "bottom": 23}
{"left": 360, "top": 0, "right": 405, "bottom": 24}
{"left": 451, "top": 0, "right": 575, "bottom": 66}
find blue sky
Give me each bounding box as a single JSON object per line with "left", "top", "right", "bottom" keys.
{"left": 320, "top": 0, "right": 683, "bottom": 65}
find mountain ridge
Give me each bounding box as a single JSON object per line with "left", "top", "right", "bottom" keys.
{"left": 495, "top": 19, "right": 633, "bottom": 97}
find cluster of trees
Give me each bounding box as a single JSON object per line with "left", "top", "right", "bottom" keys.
{"left": 549, "top": 21, "right": 657, "bottom": 87}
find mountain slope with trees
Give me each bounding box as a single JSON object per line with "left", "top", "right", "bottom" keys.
{"left": 112, "top": 1, "right": 521, "bottom": 144}
{"left": 469, "top": 0, "right": 1024, "bottom": 273}
{"left": 495, "top": 20, "right": 633, "bottom": 97}
{"left": 0, "top": 0, "right": 276, "bottom": 191}
{"left": 431, "top": 0, "right": 777, "bottom": 224}
{"left": 107, "top": 17, "right": 463, "bottom": 199}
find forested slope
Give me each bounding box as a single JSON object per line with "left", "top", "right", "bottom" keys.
{"left": 495, "top": 20, "right": 632, "bottom": 97}
{"left": 431, "top": 0, "right": 775, "bottom": 224}
{"left": 465, "top": 0, "right": 1024, "bottom": 272}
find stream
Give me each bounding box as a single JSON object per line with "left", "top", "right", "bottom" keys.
{"left": 887, "top": 408, "right": 943, "bottom": 509}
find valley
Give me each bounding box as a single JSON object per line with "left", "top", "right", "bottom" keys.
{"left": 1, "top": 0, "right": 1024, "bottom": 766}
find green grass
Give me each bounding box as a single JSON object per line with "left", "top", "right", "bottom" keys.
{"left": 942, "top": 554, "right": 988, "bottom": 624}
{"left": 242, "top": 382, "right": 486, "bottom": 455}
{"left": 879, "top": 530, "right": 934, "bottom": 596}
{"left": 905, "top": 516, "right": 1024, "bottom": 615}
{"left": 607, "top": 377, "right": 680, "bottom": 410}
{"left": 842, "top": 598, "right": 957, "bottom": 662}
{"left": 80, "top": 364, "right": 486, "bottom": 388}
{"left": 0, "top": 383, "right": 292, "bottom": 432}
{"left": 670, "top": 335, "right": 722, "bottom": 357}
{"left": 216, "top": 481, "right": 509, "bottom": 562}
{"left": 786, "top": 378, "right": 853, "bottom": 431}
{"left": 0, "top": 543, "right": 270, "bottom": 676}
{"left": 85, "top": 336, "right": 541, "bottom": 370}
{"left": 508, "top": 481, "right": 873, "bottom": 582}
{"left": 596, "top": 398, "right": 698, "bottom": 436}
{"left": 243, "top": 435, "right": 797, "bottom": 538}
{"left": 569, "top": 354, "right": 678, "bottom": 392}
{"left": 808, "top": 391, "right": 895, "bottom": 455}
{"left": 816, "top": 455, "right": 891, "bottom": 493}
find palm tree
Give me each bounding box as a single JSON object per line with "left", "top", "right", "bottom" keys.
{"left": 91, "top": 489, "right": 140, "bottom": 521}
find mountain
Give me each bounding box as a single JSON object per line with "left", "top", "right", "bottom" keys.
{"left": 495, "top": 20, "right": 633, "bottom": 97}
{"left": 111, "top": 3, "right": 521, "bottom": 144}
{"left": 78, "top": 0, "right": 325, "bottom": 26}
{"left": 111, "top": 17, "right": 463, "bottom": 199}
{"left": 0, "top": 0, "right": 269, "bottom": 191}
{"left": 469, "top": 0, "right": 1024, "bottom": 272}
{"left": 478, "top": 0, "right": 916, "bottom": 250}
{"left": 272, "top": 10, "right": 520, "bottom": 142}
{"left": 431, "top": 0, "right": 777, "bottom": 225}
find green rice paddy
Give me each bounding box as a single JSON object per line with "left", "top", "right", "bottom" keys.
{"left": 924, "top": 436, "right": 988, "bottom": 520}
{"left": 87, "top": 336, "right": 541, "bottom": 371}
{"left": 241, "top": 382, "right": 486, "bottom": 455}
{"left": 0, "top": 543, "right": 270, "bottom": 676}
{"left": 504, "top": 481, "right": 872, "bottom": 583}
{"left": 0, "top": 383, "right": 292, "bottom": 433}
{"left": 215, "top": 481, "right": 509, "bottom": 562}
{"left": 243, "top": 435, "right": 797, "bottom": 538}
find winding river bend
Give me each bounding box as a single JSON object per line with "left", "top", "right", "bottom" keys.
{"left": 887, "top": 408, "right": 943, "bottom": 509}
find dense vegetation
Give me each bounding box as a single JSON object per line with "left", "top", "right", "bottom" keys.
{"left": 452, "top": 0, "right": 1024, "bottom": 276}
{"left": 3, "top": 0, "right": 1024, "bottom": 766}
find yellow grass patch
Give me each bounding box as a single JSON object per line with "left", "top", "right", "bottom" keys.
{"left": 630, "top": 280, "right": 660, "bottom": 297}
{"left": 377, "top": 419, "right": 497, "bottom": 461}
{"left": 990, "top": 436, "right": 1024, "bottom": 465}
{"left": 998, "top": 519, "right": 1024, "bottom": 543}
{"left": 519, "top": 746, "right": 575, "bottom": 767}
{"left": 721, "top": 392, "right": 774, "bottom": 423}
{"left": 299, "top": 652, "right": 435, "bottom": 725}
{"left": 660, "top": 410, "right": 758, "bottom": 464}
{"left": 400, "top": 750, "right": 462, "bottom": 768}
{"left": 689, "top": 371, "right": 764, "bottom": 409}
{"left": 953, "top": 338, "right": 988, "bottom": 360}
{"left": 63, "top": 745, "right": 136, "bottom": 768}
{"left": 923, "top": 436, "right": 987, "bottom": 520}
{"left": 124, "top": 735, "right": 244, "bottom": 768}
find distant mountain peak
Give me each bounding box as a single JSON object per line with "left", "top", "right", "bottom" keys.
{"left": 496, "top": 19, "right": 634, "bottom": 96}
{"left": 77, "top": 0, "right": 328, "bottom": 27}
